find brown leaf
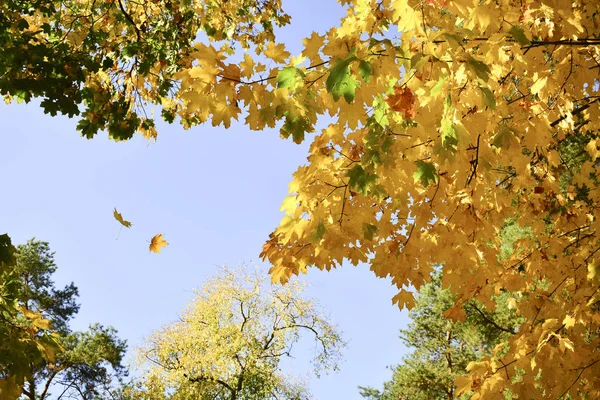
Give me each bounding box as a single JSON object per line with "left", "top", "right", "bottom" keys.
{"left": 113, "top": 208, "right": 132, "bottom": 228}
{"left": 385, "top": 86, "right": 416, "bottom": 120}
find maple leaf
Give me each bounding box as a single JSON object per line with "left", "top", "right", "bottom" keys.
{"left": 391, "top": 290, "right": 415, "bottom": 311}
{"left": 413, "top": 161, "right": 438, "bottom": 187}
{"left": 325, "top": 56, "right": 358, "bottom": 103}
{"left": 530, "top": 75, "right": 548, "bottom": 96}
{"left": 385, "top": 86, "right": 416, "bottom": 119}
{"left": 310, "top": 222, "right": 326, "bottom": 243}
{"left": 302, "top": 32, "right": 325, "bottom": 61}
{"left": 264, "top": 42, "right": 290, "bottom": 63}
{"left": 149, "top": 234, "right": 168, "bottom": 253}
{"left": 113, "top": 208, "right": 132, "bottom": 228}
{"left": 465, "top": 55, "right": 490, "bottom": 81}
{"left": 455, "top": 375, "right": 473, "bottom": 396}
{"left": 347, "top": 165, "right": 378, "bottom": 195}
{"left": 276, "top": 67, "right": 304, "bottom": 89}
{"left": 508, "top": 25, "right": 531, "bottom": 45}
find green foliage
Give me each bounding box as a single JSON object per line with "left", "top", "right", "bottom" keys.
{"left": 413, "top": 161, "right": 438, "bottom": 187}
{"left": 0, "top": 238, "right": 127, "bottom": 400}
{"left": 326, "top": 52, "right": 358, "bottom": 103}
{"left": 58, "top": 324, "right": 128, "bottom": 400}
{"left": 280, "top": 115, "right": 312, "bottom": 144}
{"left": 14, "top": 240, "right": 79, "bottom": 334}
{"left": 347, "top": 165, "right": 378, "bottom": 195}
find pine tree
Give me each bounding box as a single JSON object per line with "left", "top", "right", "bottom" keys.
{"left": 359, "top": 272, "right": 522, "bottom": 400}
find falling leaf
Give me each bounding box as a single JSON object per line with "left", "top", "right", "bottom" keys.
{"left": 113, "top": 208, "right": 132, "bottom": 228}
{"left": 149, "top": 234, "right": 168, "bottom": 253}
{"left": 385, "top": 86, "right": 416, "bottom": 119}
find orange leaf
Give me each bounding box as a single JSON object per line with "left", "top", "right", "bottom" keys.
{"left": 385, "top": 86, "right": 416, "bottom": 120}
{"left": 149, "top": 234, "right": 168, "bottom": 253}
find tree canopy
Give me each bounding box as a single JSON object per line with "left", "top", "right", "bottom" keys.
{"left": 135, "top": 266, "right": 344, "bottom": 400}
{"left": 4, "top": 0, "right": 600, "bottom": 397}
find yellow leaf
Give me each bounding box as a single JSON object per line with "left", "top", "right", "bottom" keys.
{"left": 391, "top": 290, "right": 415, "bottom": 310}
{"left": 587, "top": 262, "right": 598, "bottom": 280}
{"left": 507, "top": 297, "right": 517, "bottom": 310}
{"left": 264, "top": 42, "right": 290, "bottom": 63}
{"left": 455, "top": 375, "right": 473, "bottom": 396}
{"left": 530, "top": 75, "right": 547, "bottom": 96}
{"left": 220, "top": 64, "right": 241, "bottom": 82}
{"left": 302, "top": 32, "right": 325, "bottom": 61}
{"left": 149, "top": 234, "right": 168, "bottom": 253}
{"left": 466, "top": 360, "right": 490, "bottom": 376}
{"left": 585, "top": 139, "right": 600, "bottom": 161}
{"left": 33, "top": 317, "right": 51, "bottom": 330}
{"left": 559, "top": 336, "right": 575, "bottom": 352}
{"left": 113, "top": 208, "right": 132, "bottom": 228}
{"left": 240, "top": 53, "right": 255, "bottom": 78}
{"left": 563, "top": 315, "right": 576, "bottom": 329}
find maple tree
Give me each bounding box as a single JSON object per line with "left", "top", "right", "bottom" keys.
{"left": 5, "top": 0, "right": 600, "bottom": 397}
{"left": 134, "top": 265, "right": 344, "bottom": 400}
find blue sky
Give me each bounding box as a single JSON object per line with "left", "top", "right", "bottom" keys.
{"left": 0, "top": 1, "right": 410, "bottom": 398}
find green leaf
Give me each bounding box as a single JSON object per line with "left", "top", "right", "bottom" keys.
{"left": 76, "top": 119, "right": 100, "bottom": 139}
{"left": 122, "top": 43, "right": 139, "bottom": 58}
{"left": 492, "top": 126, "right": 519, "bottom": 149}
{"left": 280, "top": 115, "right": 312, "bottom": 144}
{"left": 16, "top": 18, "right": 30, "bottom": 30}
{"left": 373, "top": 96, "right": 389, "bottom": 127}
{"left": 326, "top": 58, "right": 357, "bottom": 103}
{"left": 441, "top": 117, "right": 458, "bottom": 152}
{"left": 479, "top": 86, "right": 496, "bottom": 109}
{"left": 362, "top": 223, "right": 378, "bottom": 241}
{"left": 0, "top": 234, "right": 16, "bottom": 268}
{"left": 277, "top": 67, "right": 302, "bottom": 89}
{"left": 347, "top": 165, "right": 378, "bottom": 195}
{"left": 411, "top": 54, "right": 431, "bottom": 71}
{"left": 430, "top": 76, "right": 447, "bottom": 99}
{"left": 508, "top": 26, "right": 531, "bottom": 46}
{"left": 442, "top": 32, "right": 463, "bottom": 47}
{"left": 465, "top": 56, "right": 490, "bottom": 82}
{"left": 358, "top": 60, "right": 373, "bottom": 83}
{"left": 311, "top": 222, "right": 327, "bottom": 243}
{"left": 413, "top": 161, "right": 438, "bottom": 187}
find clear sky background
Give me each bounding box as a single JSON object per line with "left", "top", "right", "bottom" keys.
{"left": 0, "top": 1, "right": 410, "bottom": 398}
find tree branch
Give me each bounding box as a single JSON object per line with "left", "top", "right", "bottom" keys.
{"left": 468, "top": 303, "right": 515, "bottom": 334}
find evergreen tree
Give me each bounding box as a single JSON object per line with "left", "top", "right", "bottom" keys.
{"left": 359, "top": 272, "right": 522, "bottom": 400}
{"left": 9, "top": 239, "right": 127, "bottom": 400}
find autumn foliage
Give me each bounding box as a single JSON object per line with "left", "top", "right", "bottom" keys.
{"left": 4, "top": 0, "right": 600, "bottom": 397}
